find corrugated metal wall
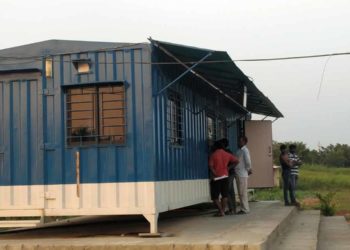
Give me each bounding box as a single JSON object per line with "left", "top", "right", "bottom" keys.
{"left": 45, "top": 46, "right": 154, "bottom": 184}
{"left": 0, "top": 46, "right": 155, "bottom": 186}
{"left": 0, "top": 73, "right": 46, "bottom": 209}
{"left": 153, "top": 73, "right": 207, "bottom": 181}
{"left": 152, "top": 58, "right": 243, "bottom": 212}
{"left": 0, "top": 73, "right": 44, "bottom": 187}
{"left": 0, "top": 44, "right": 244, "bottom": 215}
{"left": 0, "top": 46, "right": 160, "bottom": 212}
{"left": 152, "top": 65, "right": 242, "bottom": 182}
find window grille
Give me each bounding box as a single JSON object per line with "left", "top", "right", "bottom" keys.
{"left": 167, "top": 92, "right": 183, "bottom": 146}
{"left": 217, "top": 118, "right": 227, "bottom": 139}
{"left": 207, "top": 116, "right": 216, "bottom": 144}
{"left": 66, "top": 84, "right": 126, "bottom": 146}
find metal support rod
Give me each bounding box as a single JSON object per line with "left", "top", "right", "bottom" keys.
{"left": 272, "top": 117, "right": 279, "bottom": 123}
{"left": 151, "top": 39, "right": 249, "bottom": 114}
{"left": 262, "top": 115, "right": 268, "bottom": 121}
{"left": 157, "top": 52, "right": 212, "bottom": 95}
{"left": 75, "top": 151, "right": 80, "bottom": 197}
{"left": 243, "top": 86, "right": 247, "bottom": 107}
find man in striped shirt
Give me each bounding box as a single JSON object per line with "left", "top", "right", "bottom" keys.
{"left": 288, "top": 144, "right": 302, "bottom": 206}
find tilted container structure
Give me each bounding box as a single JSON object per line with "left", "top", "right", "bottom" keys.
{"left": 0, "top": 39, "right": 282, "bottom": 233}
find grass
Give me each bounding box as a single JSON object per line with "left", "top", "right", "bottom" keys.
{"left": 255, "top": 164, "right": 350, "bottom": 219}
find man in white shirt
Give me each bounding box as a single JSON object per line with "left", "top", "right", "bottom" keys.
{"left": 236, "top": 136, "right": 252, "bottom": 214}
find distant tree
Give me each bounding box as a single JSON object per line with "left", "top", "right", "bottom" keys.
{"left": 302, "top": 149, "right": 320, "bottom": 165}
{"left": 320, "top": 144, "right": 350, "bottom": 167}
{"left": 272, "top": 141, "right": 282, "bottom": 165}
{"left": 272, "top": 141, "right": 350, "bottom": 168}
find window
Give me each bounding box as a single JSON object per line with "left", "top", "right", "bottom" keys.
{"left": 66, "top": 84, "right": 126, "bottom": 146}
{"left": 45, "top": 58, "right": 53, "bottom": 78}
{"left": 217, "top": 118, "right": 227, "bottom": 139}
{"left": 167, "top": 92, "right": 183, "bottom": 146}
{"left": 207, "top": 116, "right": 216, "bottom": 145}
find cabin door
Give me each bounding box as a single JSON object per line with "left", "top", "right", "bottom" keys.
{"left": 0, "top": 73, "right": 45, "bottom": 209}
{"left": 245, "top": 120, "right": 274, "bottom": 188}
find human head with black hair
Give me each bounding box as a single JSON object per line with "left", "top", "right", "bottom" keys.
{"left": 289, "top": 144, "right": 297, "bottom": 154}
{"left": 220, "top": 138, "right": 229, "bottom": 148}
{"left": 211, "top": 140, "right": 223, "bottom": 152}
{"left": 239, "top": 135, "right": 248, "bottom": 148}
{"left": 280, "top": 144, "right": 287, "bottom": 153}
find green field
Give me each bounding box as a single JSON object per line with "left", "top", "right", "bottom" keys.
{"left": 255, "top": 164, "right": 350, "bottom": 217}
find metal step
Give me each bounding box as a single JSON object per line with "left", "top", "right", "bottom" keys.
{"left": 0, "top": 220, "right": 41, "bottom": 228}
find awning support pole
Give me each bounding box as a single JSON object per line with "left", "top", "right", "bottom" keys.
{"left": 156, "top": 52, "right": 212, "bottom": 95}
{"left": 151, "top": 40, "right": 248, "bottom": 113}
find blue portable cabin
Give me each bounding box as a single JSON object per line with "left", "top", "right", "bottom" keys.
{"left": 0, "top": 39, "right": 282, "bottom": 232}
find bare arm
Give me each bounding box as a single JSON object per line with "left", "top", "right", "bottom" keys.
{"left": 281, "top": 154, "right": 293, "bottom": 168}
{"left": 244, "top": 148, "right": 252, "bottom": 171}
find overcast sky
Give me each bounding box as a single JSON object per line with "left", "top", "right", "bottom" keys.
{"left": 1, "top": 0, "right": 350, "bottom": 149}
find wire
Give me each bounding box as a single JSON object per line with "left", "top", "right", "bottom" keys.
{"left": 1, "top": 51, "right": 350, "bottom": 65}
{"left": 317, "top": 56, "right": 332, "bottom": 100}
{"left": 234, "top": 52, "right": 350, "bottom": 62}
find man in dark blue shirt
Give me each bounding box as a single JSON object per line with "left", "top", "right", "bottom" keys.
{"left": 280, "top": 144, "right": 296, "bottom": 206}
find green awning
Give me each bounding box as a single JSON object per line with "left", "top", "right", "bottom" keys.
{"left": 151, "top": 39, "right": 283, "bottom": 118}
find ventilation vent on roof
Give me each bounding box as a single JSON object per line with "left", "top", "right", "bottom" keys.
{"left": 72, "top": 59, "right": 91, "bottom": 74}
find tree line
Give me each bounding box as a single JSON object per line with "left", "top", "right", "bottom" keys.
{"left": 273, "top": 141, "right": 350, "bottom": 167}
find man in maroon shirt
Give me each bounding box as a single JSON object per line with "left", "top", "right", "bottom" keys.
{"left": 209, "top": 140, "right": 239, "bottom": 216}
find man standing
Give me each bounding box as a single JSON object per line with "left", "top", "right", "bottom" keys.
{"left": 236, "top": 136, "right": 252, "bottom": 214}
{"left": 288, "top": 144, "right": 302, "bottom": 206}
{"left": 221, "top": 138, "right": 237, "bottom": 215}
{"left": 209, "top": 140, "right": 239, "bottom": 217}
{"left": 280, "top": 144, "right": 295, "bottom": 206}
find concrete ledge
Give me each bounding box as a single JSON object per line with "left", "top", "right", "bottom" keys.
{"left": 270, "top": 210, "right": 321, "bottom": 250}
{"left": 262, "top": 205, "right": 298, "bottom": 249}
{"left": 318, "top": 216, "right": 350, "bottom": 250}
{"left": 0, "top": 202, "right": 296, "bottom": 250}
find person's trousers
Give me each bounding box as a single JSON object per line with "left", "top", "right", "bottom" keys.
{"left": 237, "top": 176, "right": 250, "bottom": 213}
{"left": 282, "top": 172, "right": 296, "bottom": 204}
{"left": 227, "top": 174, "right": 236, "bottom": 212}
{"left": 290, "top": 174, "right": 298, "bottom": 203}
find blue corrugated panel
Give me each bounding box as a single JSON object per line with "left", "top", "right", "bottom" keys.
{"left": 0, "top": 78, "right": 45, "bottom": 186}
{"left": 0, "top": 46, "right": 156, "bottom": 186}
{"left": 0, "top": 44, "right": 244, "bottom": 186}
{"left": 152, "top": 63, "right": 242, "bottom": 181}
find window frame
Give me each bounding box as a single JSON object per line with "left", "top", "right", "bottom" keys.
{"left": 207, "top": 114, "right": 217, "bottom": 146}
{"left": 217, "top": 117, "right": 228, "bottom": 139}
{"left": 64, "top": 83, "right": 127, "bottom": 148}
{"left": 167, "top": 91, "right": 184, "bottom": 147}
{"left": 72, "top": 59, "right": 92, "bottom": 75}
{"left": 207, "top": 113, "right": 228, "bottom": 147}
